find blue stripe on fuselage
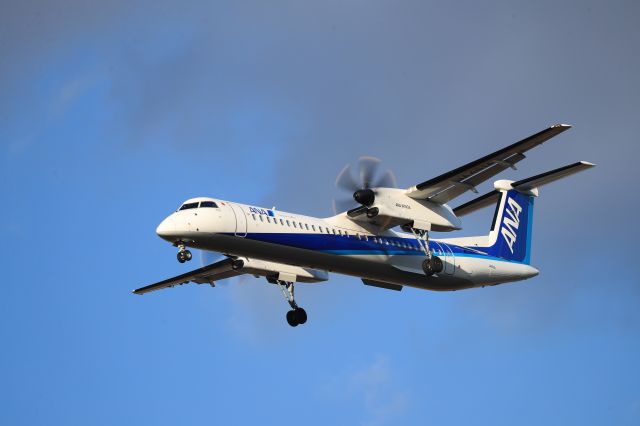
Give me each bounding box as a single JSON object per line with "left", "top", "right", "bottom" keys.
{"left": 222, "top": 232, "right": 528, "bottom": 264}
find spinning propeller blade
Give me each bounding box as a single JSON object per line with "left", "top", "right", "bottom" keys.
{"left": 332, "top": 156, "right": 397, "bottom": 214}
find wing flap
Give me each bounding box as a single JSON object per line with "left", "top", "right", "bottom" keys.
{"left": 452, "top": 190, "right": 501, "bottom": 217}
{"left": 429, "top": 153, "right": 526, "bottom": 204}
{"left": 406, "top": 124, "right": 571, "bottom": 202}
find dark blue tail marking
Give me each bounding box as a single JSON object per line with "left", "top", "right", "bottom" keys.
{"left": 486, "top": 189, "right": 534, "bottom": 264}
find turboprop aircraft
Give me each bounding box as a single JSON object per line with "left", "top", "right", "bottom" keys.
{"left": 134, "top": 124, "right": 594, "bottom": 327}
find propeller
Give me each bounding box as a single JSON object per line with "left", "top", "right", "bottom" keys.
{"left": 333, "top": 156, "right": 397, "bottom": 214}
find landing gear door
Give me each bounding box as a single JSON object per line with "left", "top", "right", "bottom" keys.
{"left": 442, "top": 243, "right": 455, "bottom": 275}
{"left": 229, "top": 204, "right": 247, "bottom": 237}
{"left": 433, "top": 242, "right": 455, "bottom": 275}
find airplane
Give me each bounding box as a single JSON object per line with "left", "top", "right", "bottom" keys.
{"left": 134, "top": 124, "right": 594, "bottom": 327}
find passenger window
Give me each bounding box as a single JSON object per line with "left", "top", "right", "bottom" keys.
{"left": 286, "top": 220, "right": 290, "bottom": 226}
{"left": 179, "top": 202, "right": 198, "bottom": 210}
{"left": 318, "top": 226, "right": 323, "bottom": 233}
{"left": 312, "top": 225, "right": 316, "bottom": 231}
{"left": 266, "top": 217, "right": 271, "bottom": 223}
{"left": 332, "top": 229, "right": 336, "bottom": 235}
{"left": 305, "top": 224, "right": 309, "bottom": 230}
{"left": 200, "top": 201, "right": 218, "bottom": 208}
{"left": 252, "top": 214, "right": 256, "bottom": 220}
{"left": 260, "top": 215, "right": 264, "bottom": 222}
{"left": 293, "top": 222, "right": 297, "bottom": 228}
{"left": 280, "top": 219, "right": 284, "bottom": 225}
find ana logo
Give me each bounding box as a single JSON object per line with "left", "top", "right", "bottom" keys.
{"left": 249, "top": 206, "right": 275, "bottom": 217}
{"left": 500, "top": 197, "right": 522, "bottom": 254}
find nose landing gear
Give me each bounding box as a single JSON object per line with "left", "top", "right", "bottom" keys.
{"left": 176, "top": 244, "right": 192, "bottom": 263}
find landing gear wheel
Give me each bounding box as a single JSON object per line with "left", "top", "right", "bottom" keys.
{"left": 422, "top": 258, "right": 434, "bottom": 276}
{"left": 431, "top": 256, "right": 443, "bottom": 273}
{"left": 295, "top": 308, "right": 307, "bottom": 325}
{"left": 422, "top": 256, "right": 443, "bottom": 276}
{"left": 277, "top": 281, "right": 307, "bottom": 327}
{"left": 286, "top": 310, "right": 299, "bottom": 327}
{"left": 177, "top": 249, "right": 192, "bottom": 263}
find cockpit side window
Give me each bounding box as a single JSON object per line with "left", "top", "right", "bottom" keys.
{"left": 200, "top": 201, "right": 218, "bottom": 208}
{"left": 179, "top": 202, "right": 199, "bottom": 211}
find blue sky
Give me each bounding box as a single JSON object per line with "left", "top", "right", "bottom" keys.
{"left": 1, "top": 1, "right": 639, "bottom": 425}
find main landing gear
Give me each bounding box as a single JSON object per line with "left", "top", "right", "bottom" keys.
{"left": 277, "top": 281, "right": 307, "bottom": 327}
{"left": 409, "top": 227, "right": 443, "bottom": 276}
{"left": 176, "top": 244, "right": 192, "bottom": 263}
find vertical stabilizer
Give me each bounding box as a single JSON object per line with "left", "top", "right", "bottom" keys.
{"left": 486, "top": 187, "right": 535, "bottom": 264}
{"left": 451, "top": 161, "right": 594, "bottom": 265}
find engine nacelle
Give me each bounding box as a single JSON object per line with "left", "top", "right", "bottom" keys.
{"left": 353, "top": 188, "right": 462, "bottom": 231}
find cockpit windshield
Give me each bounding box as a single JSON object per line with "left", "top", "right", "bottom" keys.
{"left": 178, "top": 201, "right": 219, "bottom": 211}
{"left": 179, "top": 202, "right": 199, "bottom": 211}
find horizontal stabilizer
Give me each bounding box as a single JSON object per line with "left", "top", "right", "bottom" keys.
{"left": 453, "top": 161, "right": 595, "bottom": 217}
{"left": 512, "top": 161, "right": 595, "bottom": 191}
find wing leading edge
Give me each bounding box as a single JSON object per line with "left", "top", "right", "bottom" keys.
{"left": 405, "top": 124, "right": 572, "bottom": 204}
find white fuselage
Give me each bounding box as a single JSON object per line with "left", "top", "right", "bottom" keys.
{"left": 156, "top": 197, "right": 539, "bottom": 291}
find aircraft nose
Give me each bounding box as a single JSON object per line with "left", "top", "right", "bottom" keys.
{"left": 156, "top": 216, "right": 177, "bottom": 240}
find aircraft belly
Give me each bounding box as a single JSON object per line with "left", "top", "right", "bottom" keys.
{"left": 190, "top": 233, "right": 476, "bottom": 291}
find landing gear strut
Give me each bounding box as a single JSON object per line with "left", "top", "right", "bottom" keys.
{"left": 176, "top": 244, "right": 192, "bottom": 263}
{"left": 409, "top": 227, "right": 443, "bottom": 276}
{"left": 277, "top": 281, "right": 307, "bottom": 327}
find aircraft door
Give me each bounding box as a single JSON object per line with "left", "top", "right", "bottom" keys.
{"left": 229, "top": 203, "right": 247, "bottom": 237}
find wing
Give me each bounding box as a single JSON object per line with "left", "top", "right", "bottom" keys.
{"left": 133, "top": 257, "right": 241, "bottom": 295}
{"left": 452, "top": 160, "right": 596, "bottom": 217}
{"left": 133, "top": 257, "right": 330, "bottom": 295}
{"left": 405, "top": 124, "right": 572, "bottom": 204}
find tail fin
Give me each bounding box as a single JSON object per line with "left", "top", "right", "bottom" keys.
{"left": 486, "top": 188, "right": 535, "bottom": 263}
{"left": 452, "top": 161, "right": 595, "bottom": 264}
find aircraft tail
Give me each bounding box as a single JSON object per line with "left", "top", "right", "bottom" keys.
{"left": 452, "top": 161, "right": 595, "bottom": 264}
{"left": 485, "top": 188, "right": 535, "bottom": 263}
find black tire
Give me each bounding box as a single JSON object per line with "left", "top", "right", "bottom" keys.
{"left": 286, "top": 310, "right": 299, "bottom": 327}
{"left": 431, "top": 256, "right": 443, "bottom": 273}
{"left": 177, "top": 252, "right": 186, "bottom": 263}
{"left": 422, "top": 259, "right": 434, "bottom": 276}
{"left": 185, "top": 250, "right": 192, "bottom": 261}
{"left": 295, "top": 308, "right": 307, "bottom": 325}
